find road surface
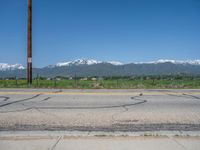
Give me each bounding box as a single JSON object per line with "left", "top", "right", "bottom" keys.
{"left": 0, "top": 89, "right": 200, "bottom": 132}
{"left": 1, "top": 89, "right": 200, "bottom": 150}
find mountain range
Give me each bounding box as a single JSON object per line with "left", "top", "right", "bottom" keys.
{"left": 0, "top": 63, "right": 25, "bottom": 71}
{"left": 0, "top": 59, "right": 200, "bottom": 78}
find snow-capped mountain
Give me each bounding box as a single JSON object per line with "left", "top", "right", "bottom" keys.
{"left": 1, "top": 59, "right": 200, "bottom": 71}
{"left": 133, "top": 59, "right": 200, "bottom": 65}
{"left": 43, "top": 59, "right": 200, "bottom": 68}
{"left": 1, "top": 59, "right": 200, "bottom": 78}
{"left": 106, "top": 61, "right": 124, "bottom": 65}
{"left": 56, "top": 59, "right": 101, "bottom": 67}
{"left": 154, "top": 59, "right": 200, "bottom": 65}
{"left": 0, "top": 63, "right": 25, "bottom": 71}
{"left": 53, "top": 59, "right": 123, "bottom": 67}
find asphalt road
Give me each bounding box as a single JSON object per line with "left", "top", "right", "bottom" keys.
{"left": 0, "top": 89, "right": 200, "bottom": 132}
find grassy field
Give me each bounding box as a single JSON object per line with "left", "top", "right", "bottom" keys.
{"left": 0, "top": 77, "right": 200, "bottom": 89}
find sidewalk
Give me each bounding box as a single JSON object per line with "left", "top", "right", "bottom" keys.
{"left": 0, "top": 132, "right": 200, "bottom": 150}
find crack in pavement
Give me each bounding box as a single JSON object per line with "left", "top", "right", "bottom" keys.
{"left": 34, "top": 107, "right": 86, "bottom": 128}
{"left": 34, "top": 107, "right": 63, "bottom": 120}
{"left": 111, "top": 93, "right": 147, "bottom": 123}
{"left": 111, "top": 105, "right": 129, "bottom": 123}
{"left": 49, "top": 136, "right": 62, "bottom": 150}
{"left": 0, "top": 107, "right": 33, "bottom": 113}
{"left": 167, "top": 136, "right": 188, "bottom": 150}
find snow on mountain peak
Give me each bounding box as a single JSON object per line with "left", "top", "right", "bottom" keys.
{"left": 1, "top": 59, "right": 200, "bottom": 71}
{"left": 155, "top": 59, "right": 200, "bottom": 65}
{"left": 106, "top": 61, "right": 124, "bottom": 65}
{"left": 0, "top": 63, "right": 25, "bottom": 71}
{"left": 55, "top": 59, "right": 123, "bottom": 67}
{"left": 54, "top": 59, "right": 200, "bottom": 67}
{"left": 56, "top": 59, "right": 101, "bottom": 67}
{"left": 133, "top": 59, "right": 200, "bottom": 65}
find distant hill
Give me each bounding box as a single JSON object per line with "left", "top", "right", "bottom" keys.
{"left": 0, "top": 59, "right": 200, "bottom": 78}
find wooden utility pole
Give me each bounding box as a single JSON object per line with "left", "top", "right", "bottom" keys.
{"left": 27, "top": 0, "right": 32, "bottom": 85}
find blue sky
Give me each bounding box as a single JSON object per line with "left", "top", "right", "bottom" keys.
{"left": 0, "top": 0, "right": 200, "bottom": 67}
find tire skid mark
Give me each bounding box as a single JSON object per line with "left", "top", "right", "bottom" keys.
{"left": 53, "top": 89, "right": 62, "bottom": 93}
{"left": 0, "top": 96, "right": 51, "bottom": 113}
{"left": 0, "top": 94, "right": 42, "bottom": 108}
{"left": 41, "top": 97, "right": 51, "bottom": 102}
{"left": 0, "top": 94, "right": 147, "bottom": 113}
{"left": 182, "top": 93, "right": 200, "bottom": 100}
{"left": 34, "top": 95, "right": 147, "bottom": 110}
{"left": 168, "top": 93, "right": 200, "bottom": 101}
{"left": 34, "top": 105, "right": 141, "bottom": 110}
{"left": 0, "top": 96, "right": 10, "bottom": 102}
